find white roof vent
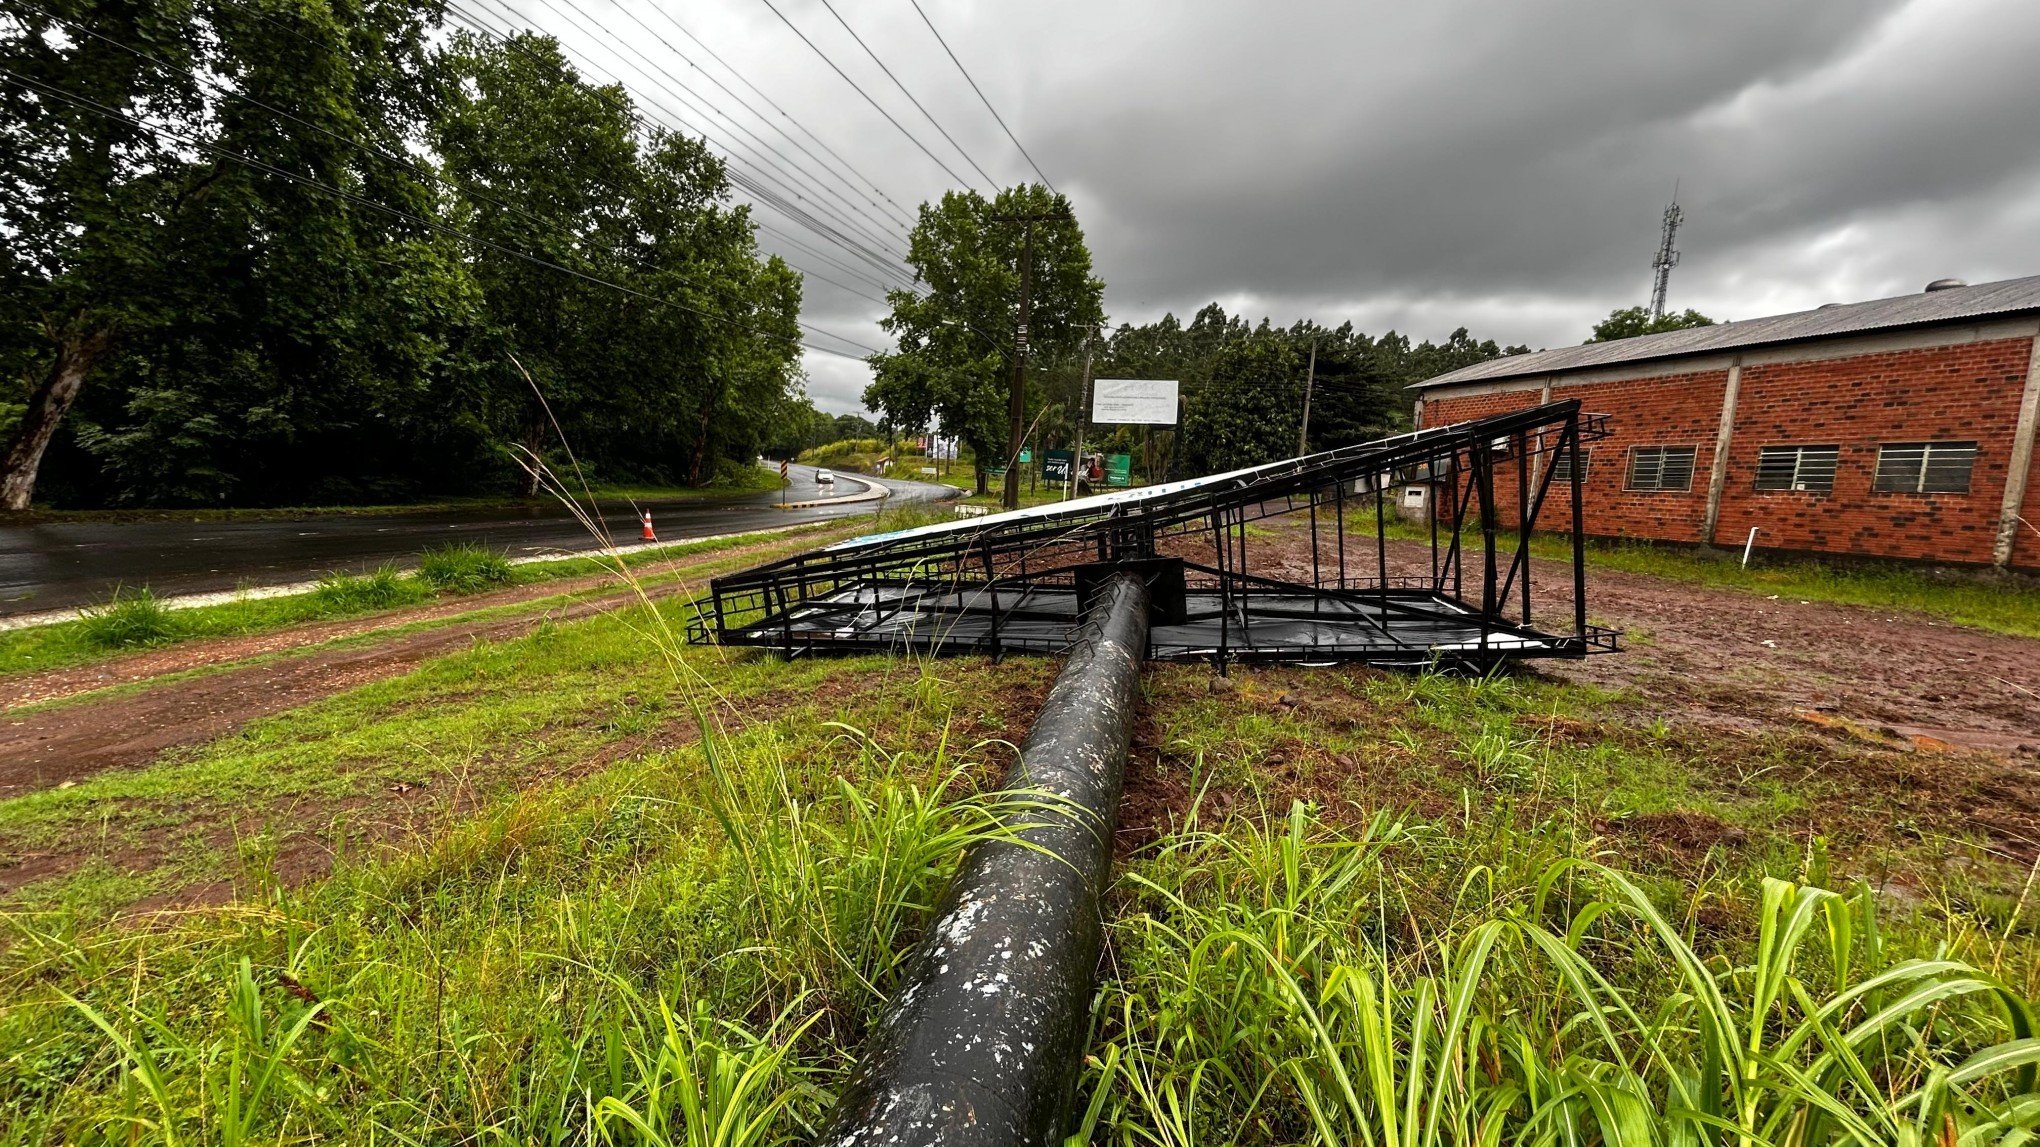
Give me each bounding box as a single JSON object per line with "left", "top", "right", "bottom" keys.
{"left": 1925, "top": 278, "right": 1967, "bottom": 292}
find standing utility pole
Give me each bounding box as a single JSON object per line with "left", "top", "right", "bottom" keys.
{"left": 1648, "top": 187, "right": 1682, "bottom": 321}
{"left": 991, "top": 208, "right": 1065, "bottom": 510}
{"left": 1296, "top": 340, "right": 1318, "bottom": 458}
{"left": 1069, "top": 327, "right": 1095, "bottom": 501}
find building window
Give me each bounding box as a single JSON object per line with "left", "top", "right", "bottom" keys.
{"left": 1626, "top": 445, "right": 1696, "bottom": 492}
{"left": 1873, "top": 441, "right": 1977, "bottom": 493}
{"left": 1547, "top": 448, "right": 1591, "bottom": 484}
{"left": 1754, "top": 445, "right": 1840, "bottom": 492}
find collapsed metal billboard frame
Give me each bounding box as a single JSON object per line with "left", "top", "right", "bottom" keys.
{"left": 687, "top": 400, "right": 1621, "bottom": 670}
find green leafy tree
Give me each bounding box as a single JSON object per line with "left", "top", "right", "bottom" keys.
{"left": 0, "top": 0, "right": 205, "bottom": 509}
{"left": 1587, "top": 306, "right": 1715, "bottom": 342}
{"left": 864, "top": 184, "right": 1104, "bottom": 495}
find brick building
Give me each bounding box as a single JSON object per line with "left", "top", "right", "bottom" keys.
{"left": 1412, "top": 275, "right": 2040, "bottom": 571}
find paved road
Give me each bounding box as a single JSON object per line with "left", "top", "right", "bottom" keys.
{"left": 0, "top": 466, "right": 952, "bottom": 616}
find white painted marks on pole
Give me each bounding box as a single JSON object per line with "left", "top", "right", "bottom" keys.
{"left": 1092, "top": 379, "right": 1179, "bottom": 425}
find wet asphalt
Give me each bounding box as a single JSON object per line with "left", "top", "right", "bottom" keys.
{"left": 0, "top": 466, "right": 954, "bottom": 616}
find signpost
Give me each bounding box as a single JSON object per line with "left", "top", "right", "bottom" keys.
{"left": 1091, "top": 379, "right": 1179, "bottom": 426}
{"left": 779, "top": 459, "right": 790, "bottom": 506}
{"left": 1042, "top": 450, "right": 1074, "bottom": 483}
{"left": 1104, "top": 454, "right": 1133, "bottom": 487}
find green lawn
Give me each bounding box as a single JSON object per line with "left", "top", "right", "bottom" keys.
{"left": 1380, "top": 517, "right": 2040, "bottom": 638}
{"left": 6, "top": 562, "right": 2040, "bottom": 1140}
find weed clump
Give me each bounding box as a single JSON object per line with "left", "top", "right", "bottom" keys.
{"left": 77, "top": 587, "right": 177, "bottom": 649}
{"left": 311, "top": 564, "right": 429, "bottom": 613}
{"left": 418, "top": 543, "right": 512, "bottom": 594}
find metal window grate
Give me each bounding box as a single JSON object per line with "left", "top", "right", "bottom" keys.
{"left": 1754, "top": 445, "right": 1840, "bottom": 492}
{"left": 1873, "top": 441, "right": 1977, "bottom": 493}
{"left": 1626, "top": 445, "right": 1696, "bottom": 492}
{"left": 1548, "top": 447, "right": 1591, "bottom": 484}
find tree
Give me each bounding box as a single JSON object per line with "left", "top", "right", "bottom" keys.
{"left": 864, "top": 184, "right": 1104, "bottom": 495}
{"left": 1587, "top": 306, "right": 1715, "bottom": 343}
{"left": 0, "top": 0, "right": 206, "bottom": 509}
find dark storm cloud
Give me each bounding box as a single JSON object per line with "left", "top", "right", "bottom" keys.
{"left": 528, "top": 0, "right": 2040, "bottom": 412}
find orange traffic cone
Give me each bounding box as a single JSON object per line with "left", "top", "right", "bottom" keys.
{"left": 640, "top": 510, "right": 657, "bottom": 542}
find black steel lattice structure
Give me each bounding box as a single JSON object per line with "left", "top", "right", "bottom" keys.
{"left": 687, "top": 400, "right": 1621, "bottom": 669}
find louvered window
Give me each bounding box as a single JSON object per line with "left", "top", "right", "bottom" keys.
{"left": 1626, "top": 446, "right": 1696, "bottom": 492}
{"left": 1872, "top": 442, "right": 1977, "bottom": 494}
{"left": 1753, "top": 445, "right": 1840, "bottom": 492}
{"left": 1548, "top": 448, "right": 1591, "bottom": 484}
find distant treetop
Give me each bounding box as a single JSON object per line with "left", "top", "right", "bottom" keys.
{"left": 1587, "top": 306, "right": 1717, "bottom": 343}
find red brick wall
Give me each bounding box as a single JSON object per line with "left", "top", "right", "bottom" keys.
{"left": 1420, "top": 337, "right": 2039, "bottom": 569}
{"left": 1425, "top": 369, "right": 1730, "bottom": 544}
{"left": 1712, "top": 338, "right": 2034, "bottom": 567}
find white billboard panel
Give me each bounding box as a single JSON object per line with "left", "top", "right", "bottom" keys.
{"left": 1091, "top": 378, "right": 1179, "bottom": 425}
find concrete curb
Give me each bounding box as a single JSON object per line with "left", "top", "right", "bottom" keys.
{"left": 0, "top": 523, "right": 818, "bottom": 634}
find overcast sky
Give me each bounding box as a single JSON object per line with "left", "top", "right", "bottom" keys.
{"left": 475, "top": 0, "right": 2040, "bottom": 415}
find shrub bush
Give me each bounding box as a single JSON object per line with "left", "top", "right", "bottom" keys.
{"left": 77, "top": 587, "right": 178, "bottom": 649}
{"left": 312, "top": 564, "right": 430, "bottom": 613}
{"left": 418, "top": 543, "right": 513, "bottom": 594}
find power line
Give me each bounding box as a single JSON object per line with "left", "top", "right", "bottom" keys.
{"left": 639, "top": 3, "right": 919, "bottom": 230}
{"left": 815, "top": 0, "right": 998, "bottom": 190}
{"left": 21, "top": 0, "right": 896, "bottom": 355}
{"left": 447, "top": 0, "right": 922, "bottom": 294}
{"left": 753, "top": 0, "right": 980, "bottom": 192}
{"left": 521, "top": 0, "right": 916, "bottom": 267}
{"left": 604, "top": 0, "right": 921, "bottom": 234}
{"left": 0, "top": 65, "right": 882, "bottom": 360}
{"left": 455, "top": 0, "right": 916, "bottom": 275}
{"left": 909, "top": 0, "right": 1056, "bottom": 196}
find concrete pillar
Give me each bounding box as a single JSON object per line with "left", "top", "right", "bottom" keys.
{"left": 1993, "top": 331, "right": 2040, "bottom": 568}
{"left": 1701, "top": 357, "right": 1744, "bottom": 546}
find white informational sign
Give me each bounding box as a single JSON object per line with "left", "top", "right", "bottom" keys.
{"left": 1092, "top": 379, "right": 1179, "bottom": 425}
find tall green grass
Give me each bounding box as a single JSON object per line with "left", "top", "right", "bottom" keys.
{"left": 75, "top": 587, "right": 177, "bottom": 649}
{"left": 1077, "top": 801, "right": 2040, "bottom": 1144}
{"left": 418, "top": 543, "right": 513, "bottom": 594}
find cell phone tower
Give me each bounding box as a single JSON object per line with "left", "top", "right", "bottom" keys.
{"left": 1648, "top": 186, "right": 1682, "bottom": 320}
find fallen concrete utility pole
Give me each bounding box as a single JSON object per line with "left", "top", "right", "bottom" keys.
{"left": 819, "top": 572, "right": 1152, "bottom": 1147}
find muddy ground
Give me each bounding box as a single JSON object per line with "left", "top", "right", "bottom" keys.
{"left": 1226, "top": 517, "right": 2040, "bottom": 762}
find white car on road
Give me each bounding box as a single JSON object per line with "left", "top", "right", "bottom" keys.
{"left": 814, "top": 469, "right": 835, "bottom": 485}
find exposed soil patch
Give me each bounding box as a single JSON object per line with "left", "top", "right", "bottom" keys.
{"left": 0, "top": 532, "right": 824, "bottom": 712}
{"left": 0, "top": 672, "right": 873, "bottom": 919}
{"left": 0, "top": 583, "right": 673, "bottom": 798}
{"left": 1226, "top": 515, "right": 2040, "bottom": 763}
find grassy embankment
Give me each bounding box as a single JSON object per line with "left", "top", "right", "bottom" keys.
{"left": 4, "top": 470, "right": 784, "bottom": 525}
{"left": 0, "top": 516, "right": 872, "bottom": 681}
{"left": 6, "top": 527, "right": 2040, "bottom": 1140}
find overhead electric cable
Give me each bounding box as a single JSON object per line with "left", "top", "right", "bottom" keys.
{"left": 0, "top": 66, "right": 882, "bottom": 360}
{"left": 752, "top": 0, "right": 980, "bottom": 192}
{"left": 456, "top": 0, "right": 915, "bottom": 273}
{"left": 908, "top": 0, "right": 1056, "bottom": 196}
{"left": 815, "top": 0, "right": 998, "bottom": 190}
{"left": 643, "top": 3, "right": 919, "bottom": 229}
{"left": 444, "top": 0, "right": 921, "bottom": 292}
{"left": 602, "top": 0, "right": 920, "bottom": 233}
{"left": 521, "top": 0, "right": 916, "bottom": 266}
{"left": 22, "top": 0, "right": 899, "bottom": 353}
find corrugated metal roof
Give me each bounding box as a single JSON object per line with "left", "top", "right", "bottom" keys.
{"left": 1413, "top": 274, "right": 2040, "bottom": 390}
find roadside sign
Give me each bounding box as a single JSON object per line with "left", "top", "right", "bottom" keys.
{"left": 1104, "top": 454, "right": 1133, "bottom": 487}
{"left": 1042, "top": 449, "right": 1073, "bottom": 482}
{"left": 1092, "top": 379, "right": 1179, "bottom": 425}
{"left": 984, "top": 464, "right": 1008, "bottom": 479}
{"left": 920, "top": 466, "right": 938, "bottom": 475}
{"left": 1018, "top": 448, "right": 1032, "bottom": 464}
{"left": 779, "top": 460, "right": 790, "bottom": 481}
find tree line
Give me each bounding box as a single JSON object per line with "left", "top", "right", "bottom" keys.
{"left": 0, "top": 0, "right": 805, "bottom": 510}
{"left": 859, "top": 186, "right": 1528, "bottom": 487}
